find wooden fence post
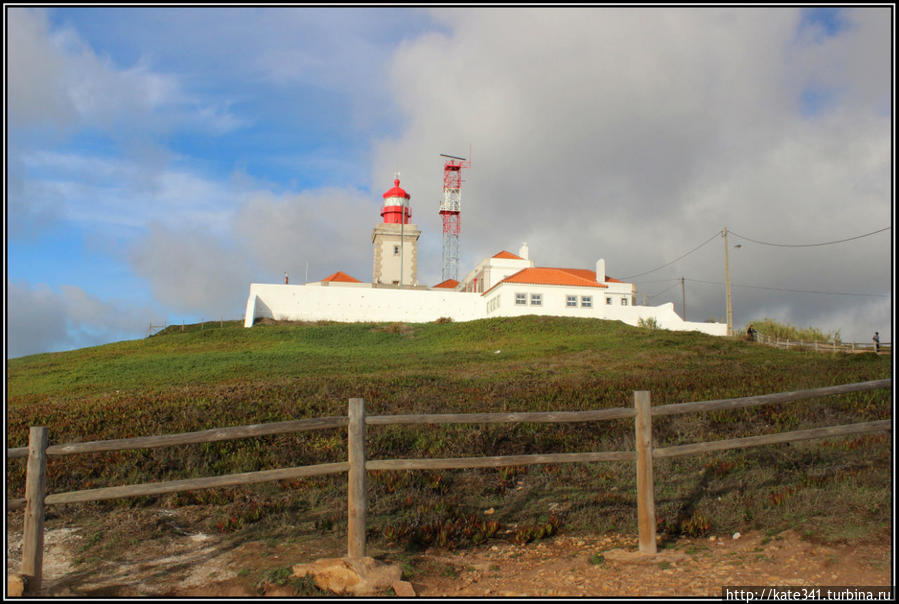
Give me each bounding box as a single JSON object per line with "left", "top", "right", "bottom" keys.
{"left": 22, "top": 426, "right": 49, "bottom": 594}
{"left": 347, "top": 398, "right": 367, "bottom": 560}
{"left": 634, "top": 392, "right": 657, "bottom": 554}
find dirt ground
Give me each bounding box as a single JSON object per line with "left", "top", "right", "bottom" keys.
{"left": 6, "top": 515, "right": 893, "bottom": 598}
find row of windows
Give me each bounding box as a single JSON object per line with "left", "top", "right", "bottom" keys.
{"left": 487, "top": 295, "right": 501, "bottom": 313}
{"left": 567, "top": 295, "right": 592, "bottom": 308}
{"left": 515, "top": 292, "right": 634, "bottom": 307}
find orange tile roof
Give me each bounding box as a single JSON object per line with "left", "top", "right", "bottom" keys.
{"left": 490, "top": 267, "right": 609, "bottom": 290}
{"left": 322, "top": 271, "right": 361, "bottom": 283}
{"left": 433, "top": 279, "right": 460, "bottom": 289}
{"left": 492, "top": 250, "right": 524, "bottom": 260}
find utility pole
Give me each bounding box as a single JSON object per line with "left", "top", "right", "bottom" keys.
{"left": 723, "top": 227, "right": 733, "bottom": 336}
{"left": 681, "top": 277, "right": 686, "bottom": 321}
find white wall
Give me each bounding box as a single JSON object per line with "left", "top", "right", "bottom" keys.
{"left": 482, "top": 283, "right": 727, "bottom": 336}
{"left": 245, "top": 283, "right": 483, "bottom": 327}
{"left": 245, "top": 282, "right": 726, "bottom": 336}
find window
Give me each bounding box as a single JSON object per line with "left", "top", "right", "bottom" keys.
{"left": 516, "top": 293, "right": 527, "bottom": 305}
{"left": 621, "top": 297, "right": 628, "bottom": 306}
{"left": 393, "top": 245, "right": 400, "bottom": 256}
{"left": 530, "top": 293, "right": 542, "bottom": 306}
{"left": 581, "top": 296, "right": 592, "bottom": 308}
{"left": 606, "top": 297, "right": 613, "bottom": 305}
{"left": 567, "top": 295, "right": 578, "bottom": 307}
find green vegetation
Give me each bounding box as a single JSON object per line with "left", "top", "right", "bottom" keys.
{"left": 744, "top": 318, "right": 842, "bottom": 344}
{"left": 6, "top": 316, "right": 892, "bottom": 568}
{"left": 637, "top": 317, "right": 660, "bottom": 330}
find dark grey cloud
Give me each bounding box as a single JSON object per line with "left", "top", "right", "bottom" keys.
{"left": 371, "top": 7, "right": 892, "bottom": 341}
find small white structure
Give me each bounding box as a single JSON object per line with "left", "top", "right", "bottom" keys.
{"left": 244, "top": 178, "right": 727, "bottom": 337}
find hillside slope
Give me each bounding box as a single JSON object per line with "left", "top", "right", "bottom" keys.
{"left": 6, "top": 316, "right": 892, "bottom": 593}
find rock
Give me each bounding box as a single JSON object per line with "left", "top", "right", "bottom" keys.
{"left": 392, "top": 581, "right": 416, "bottom": 597}
{"left": 732, "top": 532, "right": 741, "bottom": 540}
{"left": 484, "top": 507, "right": 495, "bottom": 515}
{"left": 7, "top": 574, "right": 25, "bottom": 597}
{"left": 292, "top": 557, "right": 402, "bottom": 596}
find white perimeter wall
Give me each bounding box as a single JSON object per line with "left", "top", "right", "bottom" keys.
{"left": 245, "top": 283, "right": 483, "bottom": 327}
{"left": 483, "top": 283, "right": 726, "bottom": 336}
{"left": 245, "top": 282, "right": 726, "bottom": 336}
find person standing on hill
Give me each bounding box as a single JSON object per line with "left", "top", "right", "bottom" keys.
{"left": 746, "top": 324, "right": 756, "bottom": 342}
{"left": 873, "top": 331, "right": 880, "bottom": 353}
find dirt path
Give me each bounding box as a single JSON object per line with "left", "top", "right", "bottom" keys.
{"left": 409, "top": 530, "right": 892, "bottom": 597}
{"left": 7, "top": 520, "right": 891, "bottom": 597}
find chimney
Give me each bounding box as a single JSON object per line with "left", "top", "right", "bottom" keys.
{"left": 519, "top": 242, "right": 529, "bottom": 260}
{"left": 595, "top": 259, "right": 606, "bottom": 283}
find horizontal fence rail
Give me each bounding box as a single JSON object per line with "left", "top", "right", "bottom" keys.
{"left": 7, "top": 379, "right": 891, "bottom": 595}
{"left": 366, "top": 451, "right": 638, "bottom": 472}
{"left": 366, "top": 407, "right": 637, "bottom": 426}
{"left": 6, "top": 416, "right": 349, "bottom": 459}
{"left": 652, "top": 379, "right": 891, "bottom": 417}
{"left": 653, "top": 420, "right": 891, "bottom": 459}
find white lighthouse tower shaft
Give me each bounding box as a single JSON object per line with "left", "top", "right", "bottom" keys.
{"left": 440, "top": 154, "right": 470, "bottom": 282}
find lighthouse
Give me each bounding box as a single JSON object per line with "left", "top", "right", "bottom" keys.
{"left": 372, "top": 177, "right": 421, "bottom": 286}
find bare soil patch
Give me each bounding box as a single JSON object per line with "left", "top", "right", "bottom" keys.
{"left": 7, "top": 514, "right": 891, "bottom": 597}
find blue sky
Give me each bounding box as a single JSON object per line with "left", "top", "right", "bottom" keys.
{"left": 5, "top": 6, "right": 893, "bottom": 358}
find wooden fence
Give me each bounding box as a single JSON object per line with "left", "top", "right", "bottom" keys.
{"left": 7, "top": 379, "right": 892, "bottom": 595}
{"left": 753, "top": 332, "right": 891, "bottom": 354}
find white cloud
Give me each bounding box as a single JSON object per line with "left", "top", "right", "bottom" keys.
{"left": 6, "top": 8, "right": 76, "bottom": 128}
{"left": 128, "top": 223, "right": 254, "bottom": 318}
{"left": 5, "top": 7, "right": 891, "bottom": 356}
{"left": 6, "top": 281, "right": 159, "bottom": 358}
{"left": 369, "top": 7, "right": 891, "bottom": 341}
{"left": 6, "top": 8, "right": 245, "bottom": 137}
{"left": 14, "top": 151, "right": 241, "bottom": 236}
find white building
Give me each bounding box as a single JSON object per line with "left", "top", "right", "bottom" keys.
{"left": 244, "top": 178, "right": 727, "bottom": 337}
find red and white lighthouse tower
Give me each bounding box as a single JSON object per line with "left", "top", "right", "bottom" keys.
{"left": 440, "top": 153, "right": 471, "bottom": 282}
{"left": 372, "top": 176, "right": 420, "bottom": 286}
{"left": 380, "top": 178, "right": 411, "bottom": 224}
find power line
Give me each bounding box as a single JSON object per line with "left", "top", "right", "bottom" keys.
{"left": 646, "top": 282, "right": 680, "bottom": 300}
{"left": 620, "top": 232, "right": 720, "bottom": 280}
{"left": 685, "top": 278, "right": 889, "bottom": 297}
{"left": 728, "top": 226, "right": 891, "bottom": 248}
{"left": 631, "top": 278, "right": 681, "bottom": 285}
{"left": 620, "top": 225, "right": 891, "bottom": 284}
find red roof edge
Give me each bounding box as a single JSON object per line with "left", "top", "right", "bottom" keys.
{"left": 322, "top": 271, "right": 362, "bottom": 283}
{"left": 492, "top": 250, "right": 524, "bottom": 260}
{"left": 433, "top": 279, "right": 460, "bottom": 289}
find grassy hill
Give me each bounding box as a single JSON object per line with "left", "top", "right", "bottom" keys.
{"left": 6, "top": 317, "right": 892, "bottom": 571}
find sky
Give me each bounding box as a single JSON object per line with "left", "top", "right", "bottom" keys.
{"left": 4, "top": 6, "right": 894, "bottom": 359}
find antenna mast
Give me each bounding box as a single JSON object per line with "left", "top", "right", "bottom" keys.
{"left": 439, "top": 151, "right": 471, "bottom": 282}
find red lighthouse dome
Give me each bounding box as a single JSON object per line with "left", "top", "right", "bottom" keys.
{"left": 381, "top": 178, "right": 411, "bottom": 224}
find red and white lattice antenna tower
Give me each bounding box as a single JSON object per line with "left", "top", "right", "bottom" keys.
{"left": 439, "top": 150, "right": 471, "bottom": 282}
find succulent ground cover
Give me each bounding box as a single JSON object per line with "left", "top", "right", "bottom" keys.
{"left": 6, "top": 316, "right": 892, "bottom": 592}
